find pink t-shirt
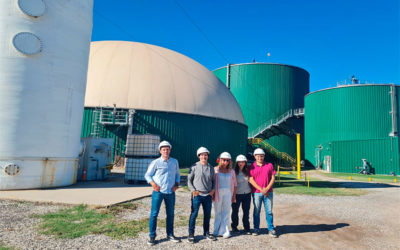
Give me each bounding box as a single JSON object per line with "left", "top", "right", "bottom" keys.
{"left": 248, "top": 162, "right": 276, "bottom": 193}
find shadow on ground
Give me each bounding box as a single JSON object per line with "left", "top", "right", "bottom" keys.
{"left": 276, "top": 223, "right": 349, "bottom": 235}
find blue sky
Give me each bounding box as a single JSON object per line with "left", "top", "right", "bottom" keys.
{"left": 92, "top": 0, "right": 399, "bottom": 92}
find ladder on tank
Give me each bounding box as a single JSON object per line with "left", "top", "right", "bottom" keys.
{"left": 91, "top": 108, "right": 102, "bottom": 137}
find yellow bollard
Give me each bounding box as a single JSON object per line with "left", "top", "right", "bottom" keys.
{"left": 297, "top": 133, "right": 301, "bottom": 179}
{"left": 278, "top": 165, "right": 281, "bottom": 186}
{"left": 368, "top": 177, "right": 372, "bottom": 182}
{"left": 349, "top": 176, "right": 352, "bottom": 180}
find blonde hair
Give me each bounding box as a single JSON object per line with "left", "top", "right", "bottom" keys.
{"left": 218, "top": 158, "right": 232, "bottom": 170}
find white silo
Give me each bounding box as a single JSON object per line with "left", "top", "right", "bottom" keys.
{"left": 0, "top": 0, "right": 93, "bottom": 189}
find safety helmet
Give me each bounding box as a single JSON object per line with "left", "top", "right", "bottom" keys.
{"left": 158, "top": 141, "right": 172, "bottom": 150}
{"left": 236, "top": 154, "right": 247, "bottom": 162}
{"left": 219, "top": 152, "right": 231, "bottom": 159}
{"left": 197, "top": 147, "right": 210, "bottom": 156}
{"left": 253, "top": 148, "right": 265, "bottom": 156}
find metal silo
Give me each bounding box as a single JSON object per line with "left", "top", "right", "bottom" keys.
{"left": 0, "top": 0, "right": 93, "bottom": 190}
{"left": 305, "top": 84, "right": 400, "bottom": 174}
{"left": 213, "top": 63, "right": 309, "bottom": 158}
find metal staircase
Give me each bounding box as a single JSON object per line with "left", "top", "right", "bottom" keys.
{"left": 249, "top": 108, "right": 304, "bottom": 139}
{"left": 249, "top": 138, "right": 296, "bottom": 166}
{"left": 247, "top": 108, "right": 304, "bottom": 166}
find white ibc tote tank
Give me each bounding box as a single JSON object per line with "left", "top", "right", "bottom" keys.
{"left": 0, "top": 0, "right": 93, "bottom": 190}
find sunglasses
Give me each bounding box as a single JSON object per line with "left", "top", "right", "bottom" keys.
{"left": 221, "top": 159, "right": 230, "bottom": 162}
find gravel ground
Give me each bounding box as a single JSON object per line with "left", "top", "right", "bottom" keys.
{"left": 1, "top": 179, "right": 399, "bottom": 250}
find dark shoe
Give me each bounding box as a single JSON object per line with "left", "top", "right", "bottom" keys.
{"left": 269, "top": 229, "right": 277, "bottom": 238}
{"left": 205, "top": 233, "right": 217, "bottom": 241}
{"left": 245, "top": 230, "right": 252, "bottom": 235}
{"left": 147, "top": 236, "right": 156, "bottom": 246}
{"left": 231, "top": 228, "right": 239, "bottom": 233}
{"left": 252, "top": 229, "right": 259, "bottom": 236}
{"left": 187, "top": 234, "right": 195, "bottom": 244}
{"left": 167, "top": 235, "right": 181, "bottom": 243}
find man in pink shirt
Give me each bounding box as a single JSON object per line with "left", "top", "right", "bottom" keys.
{"left": 248, "top": 148, "right": 277, "bottom": 238}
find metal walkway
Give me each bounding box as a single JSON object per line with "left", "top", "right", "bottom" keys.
{"left": 91, "top": 107, "right": 130, "bottom": 137}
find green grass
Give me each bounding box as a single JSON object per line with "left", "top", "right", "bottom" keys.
{"left": 105, "top": 202, "right": 138, "bottom": 216}
{"left": 179, "top": 168, "right": 190, "bottom": 176}
{"left": 35, "top": 205, "right": 113, "bottom": 238}
{"left": 274, "top": 174, "right": 368, "bottom": 196}
{"left": 318, "top": 172, "right": 399, "bottom": 183}
{"left": 180, "top": 185, "right": 190, "bottom": 192}
{"left": 36, "top": 203, "right": 203, "bottom": 239}
{"left": 0, "top": 243, "right": 13, "bottom": 250}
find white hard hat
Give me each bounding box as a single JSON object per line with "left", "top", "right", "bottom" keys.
{"left": 158, "top": 141, "right": 172, "bottom": 150}
{"left": 219, "top": 152, "right": 231, "bottom": 159}
{"left": 197, "top": 147, "right": 210, "bottom": 156}
{"left": 253, "top": 148, "right": 265, "bottom": 155}
{"left": 236, "top": 154, "right": 247, "bottom": 162}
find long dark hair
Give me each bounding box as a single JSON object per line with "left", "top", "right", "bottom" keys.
{"left": 234, "top": 161, "right": 248, "bottom": 176}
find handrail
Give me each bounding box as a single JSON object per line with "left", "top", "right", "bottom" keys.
{"left": 249, "top": 138, "right": 296, "bottom": 165}
{"left": 249, "top": 108, "right": 304, "bottom": 138}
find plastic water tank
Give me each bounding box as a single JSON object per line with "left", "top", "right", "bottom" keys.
{"left": 0, "top": 0, "right": 93, "bottom": 189}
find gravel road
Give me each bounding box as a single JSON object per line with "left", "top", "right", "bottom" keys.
{"left": 1, "top": 179, "right": 399, "bottom": 250}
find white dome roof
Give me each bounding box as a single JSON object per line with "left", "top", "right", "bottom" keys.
{"left": 84, "top": 41, "right": 245, "bottom": 124}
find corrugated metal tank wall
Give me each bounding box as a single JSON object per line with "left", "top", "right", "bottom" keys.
{"left": 82, "top": 108, "right": 248, "bottom": 167}
{"left": 0, "top": 0, "right": 93, "bottom": 190}
{"left": 305, "top": 85, "right": 400, "bottom": 174}
{"left": 213, "top": 63, "right": 309, "bottom": 157}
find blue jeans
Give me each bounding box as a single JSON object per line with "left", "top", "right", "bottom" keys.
{"left": 252, "top": 192, "right": 274, "bottom": 231}
{"left": 188, "top": 194, "right": 212, "bottom": 235}
{"left": 149, "top": 191, "right": 175, "bottom": 237}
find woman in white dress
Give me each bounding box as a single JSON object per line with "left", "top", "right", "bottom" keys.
{"left": 213, "top": 152, "right": 237, "bottom": 238}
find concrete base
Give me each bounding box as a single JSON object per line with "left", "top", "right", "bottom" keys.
{"left": 0, "top": 173, "right": 152, "bottom": 207}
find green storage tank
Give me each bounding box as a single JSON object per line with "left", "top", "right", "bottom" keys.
{"left": 305, "top": 84, "right": 400, "bottom": 175}
{"left": 213, "top": 63, "right": 309, "bottom": 158}
{"left": 82, "top": 41, "right": 248, "bottom": 167}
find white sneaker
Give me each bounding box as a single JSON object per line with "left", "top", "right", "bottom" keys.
{"left": 222, "top": 234, "right": 231, "bottom": 239}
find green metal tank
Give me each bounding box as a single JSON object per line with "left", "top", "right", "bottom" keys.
{"left": 213, "top": 63, "right": 309, "bottom": 157}
{"left": 305, "top": 84, "right": 400, "bottom": 174}
{"left": 81, "top": 108, "right": 247, "bottom": 167}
